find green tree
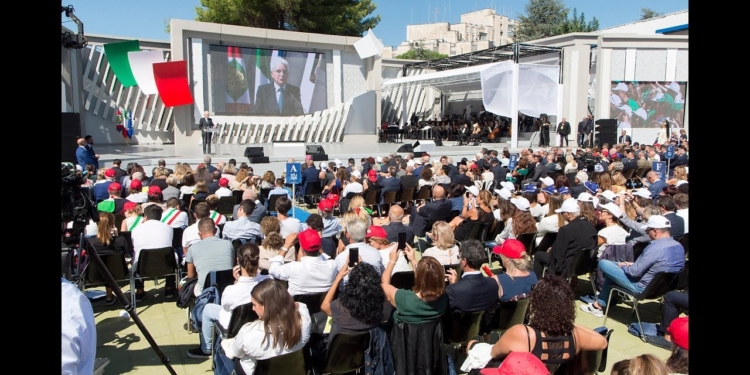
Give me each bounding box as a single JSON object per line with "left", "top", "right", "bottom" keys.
{"left": 558, "top": 7, "right": 599, "bottom": 34}
{"left": 514, "top": 0, "right": 568, "bottom": 42}
{"left": 192, "top": 0, "right": 380, "bottom": 37}
{"left": 395, "top": 41, "right": 448, "bottom": 61}
{"left": 640, "top": 8, "right": 663, "bottom": 20}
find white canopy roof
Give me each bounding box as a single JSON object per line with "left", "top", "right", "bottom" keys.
{"left": 381, "top": 62, "right": 496, "bottom": 93}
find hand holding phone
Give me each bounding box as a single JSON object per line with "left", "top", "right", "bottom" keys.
{"left": 349, "top": 247, "right": 359, "bottom": 268}
{"left": 398, "top": 232, "right": 407, "bottom": 251}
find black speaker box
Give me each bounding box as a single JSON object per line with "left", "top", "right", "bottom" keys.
{"left": 247, "top": 156, "right": 270, "bottom": 163}
{"left": 61, "top": 112, "right": 81, "bottom": 163}
{"left": 413, "top": 152, "right": 425, "bottom": 158}
{"left": 434, "top": 139, "right": 443, "bottom": 146}
{"left": 306, "top": 145, "right": 326, "bottom": 155}
{"left": 397, "top": 144, "right": 413, "bottom": 153}
{"left": 311, "top": 154, "right": 329, "bottom": 161}
{"left": 244, "top": 147, "right": 264, "bottom": 158}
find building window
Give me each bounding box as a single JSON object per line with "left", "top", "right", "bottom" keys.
{"left": 479, "top": 32, "right": 487, "bottom": 41}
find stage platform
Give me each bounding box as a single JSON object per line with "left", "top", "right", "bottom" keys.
{"left": 88, "top": 137, "right": 554, "bottom": 172}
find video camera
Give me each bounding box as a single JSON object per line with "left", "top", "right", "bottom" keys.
{"left": 61, "top": 163, "right": 98, "bottom": 245}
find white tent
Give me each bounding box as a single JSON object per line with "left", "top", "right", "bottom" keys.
{"left": 382, "top": 60, "right": 561, "bottom": 148}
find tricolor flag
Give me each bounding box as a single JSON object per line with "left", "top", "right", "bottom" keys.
{"left": 226, "top": 46, "right": 252, "bottom": 113}
{"left": 103, "top": 40, "right": 193, "bottom": 107}
{"left": 115, "top": 109, "right": 128, "bottom": 139}
{"left": 253, "top": 48, "right": 272, "bottom": 104}
{"left": 126, "top": 110, "right": 134, "bottom": 139}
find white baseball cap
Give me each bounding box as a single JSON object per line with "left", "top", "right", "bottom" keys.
{"left": 466, "top": 186, "right": 480, "bottom": 197}
{"left": 376, "top": 156, "right": 383, "bottom": 163}
{"left": 599, "top": 202, "right": 622, "bottom": 218}
{"left": 577, "top": 192, "right": 598, "bottom": 208}
{"left": 555, "top": 198, "right": 581, "bottom": 213}
{"left": 601, "top": 190, "right": 617, "bottom": 202}
{"left": 610, "top": 93, "right": 623, "bottom": 107}
{"left": 320, "top": 162, "right": 327, "bottom": 170}
{"left": 511, "top": 197, "right": 530, "bottom": 211}
{"left": 350, "top": 170, "right": 361, "bottom": 179}
{"left": 646, "top": 215, "right": 671, "bottom": 229}
{"left": 667, "top": 82, "right": 681, "bottom": 93}
{"left": 634, "top": 108, "right": 648, "bottom": 120}
{"left": 540, "top": 177, "right": 554, "bottom": 187}
{"left": 334, "top": 158, "right": 342, "bottom": 167}
{"left": 632, "top": 189, "right": 651, "bottom": 199}
{"left": 613, "top": 82, "right": 628, "bottom": 92}
{"left": 500, "top": 181, "right": 516, "bottom": 191}
{"left": 494, "top": 188, "right": 512, "bottom": 200}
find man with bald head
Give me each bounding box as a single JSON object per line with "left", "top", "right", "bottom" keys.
{"left": 409, "top": 185, "right": 453, "bottom": 237}
{"left": 382, "top": 205, "right": 415, "bottom": 245}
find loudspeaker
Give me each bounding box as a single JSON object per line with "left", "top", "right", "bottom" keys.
{"left": 413, "top": 151, "right": 426, "bottom": 158}
{"left": 594, "top": 119, "right": 617, "bottom": 148}
{"left": 244, "top": 147, "right": 264, "bottom": 158}
{"left": 434, "top": 139, "right": 443, "bottom": 146}
{"left": 413, "top": 141, "right": 420, "bottom": 148}
{"left": 414, "top": 140, "right": 436, "bottom": 152}
{"left": 61, "top": 112, "right": 81, "bottom": 163}
{"left": 397, "top": 144, "right": 413, "bottom": 153}
{"left": 306, "top": 145, "right": 326, "bottom": 155}
{"left": 311, "top": 154, "right": 329, "bottom": 161}
{"left": 247, "top": 156, "right": 270, "bottom": 163}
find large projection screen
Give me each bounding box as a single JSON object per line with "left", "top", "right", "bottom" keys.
{"left": 209, "top": 45, "right": 328, "bottom": 116}
{"left": 611, "top": 81, "right": 686, "bottom": 130}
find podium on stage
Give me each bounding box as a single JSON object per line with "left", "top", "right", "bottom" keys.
{"left": 203, "top": 127, "right": 221, "bottom": 155}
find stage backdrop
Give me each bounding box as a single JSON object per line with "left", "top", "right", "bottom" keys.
{"left": 209, "top": 45, "right": 327, "bottom": 116}
{"left": 610, "top": 81, "right": 686, "bottom": 131}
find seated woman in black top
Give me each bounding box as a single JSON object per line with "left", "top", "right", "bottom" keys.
{"left": 450, "top": 190, "right": 495, "bottom": 241}
{"left": 481, "top": 275, "right": 607, "bottom": 373}
{"left": 318, "top": 262, "right": 392, "bottom": 362}
{"left": 86, "top": 212, "right": 128, "bottom": 305}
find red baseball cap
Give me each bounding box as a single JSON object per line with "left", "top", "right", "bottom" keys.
{"left": 219, "top": 178, "right": 229, "bottom": 187}
{"left": 298, "top": 229, "right": 321, "bottom": 252}
{"left": 129, "top": 179, "right": 143, "bottom": 190}
{"left": 104, "top": 168, "right": 115, "bottom": 177}
{"left": 667, "top": 316, "right": 688, "bottom": 350}
{"left": 368, "top": 169, "right": 378, "bottom": 182}
{"left": 492, "top": 239, "right": 526, "bottom": 259}
{"left": 480, "top": 352, "right": 549, "bottom": 375}
{"left": 366, "top": 226, "right": 388, "bottom": 239}
{"left": 123, "top": 201, "right": 138, "bottom": 212}
{"left": 318, "top": 199, "right": 334, "bottom": 212}
{"left": 108, "top": 182, "right": 122, "bottom": 192}
{"left": 148, "top": 185, "right": 162, "bottom": 195}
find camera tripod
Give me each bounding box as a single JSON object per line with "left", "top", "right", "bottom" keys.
{"left": 65, "top": 226, "right": 177, "bottom": 375}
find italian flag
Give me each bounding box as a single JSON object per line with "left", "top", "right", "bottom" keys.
{"left": 253, "top": 48, "right": 272, "bottom": 104}
{"left": 226, "top": 46, "right": 252, "bottom": 113}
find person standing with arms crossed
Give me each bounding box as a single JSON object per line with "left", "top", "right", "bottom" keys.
{"left": 199, "top": 111, "right": 214, "bottom": 155}
{"left": 557, "top": 117, "right": 571, "bottom": 147}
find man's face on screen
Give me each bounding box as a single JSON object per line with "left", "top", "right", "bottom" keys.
{"left": 271, "top": 63, "right": 288, "bottom": 86}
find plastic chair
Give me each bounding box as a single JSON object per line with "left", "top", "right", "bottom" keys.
{"left": 252, "top": 349, "right": 306, "bottom": 375}
{"left": 318, "top": 331, "right": 370, "bottom": 374}
{"left": 212, "top": 302, "right": 259, "bottom": 370}
{"left": 293, "top": 293, "right": 326, "bottom": 316}
{"left": 443, "top": 310, "right": 484, "bottom": 346}
{"left": 602, "top": 272, "right": 679, "bottom": 342}
{"left": 516, "top": 232, "right": 537, "bottom": 254}
{"left": 232, "top": 190, "right": 244, "bottom": 204}
{"left": 129, "top": 247, "right": 181, "bottom": 308}
{"left": 266, "top": 194, "right": 284, "bottom": 215}
{"left": 390, "top": 271, "right": 415, "bottom": 290}
{"left": 489, "top": 298, "right": 530, "bottom": 335}
{"left": 217, "top": 196, "right": 235, "bottom": 217}
{"left": 566, "top": 248, "right": 597, "bottom": 293}
{"left": 531, "top": 232, "right": 557, "bottom": 258}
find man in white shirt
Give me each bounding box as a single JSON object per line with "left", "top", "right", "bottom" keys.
{"left": 674, "top": 193, "right": 689, "bottom": 234}
{"left": 268, "top": 228, "right": 337, "bottom": 296}
{"left": 161, "top": 198, "right": 189, "bottom": 229}
{"left": 275, "top": 196, "right": 301, "bottom": 238}
{"left": 61, "top": 277, "right": 96, "bottom": 375}
{"left": 222, "top": 200, "right": 263, "bottom": 241}
{"left": 182, "top": 203, "right": 219, "bottom": 256}
{"left": 336, "top": 219, "right": 385, "bottom": 280}
{"left": 131, "top": 205, "right": 175, "bottom": 300}
{"left": 215, "top": 178, "right": 233, "bottom": 198}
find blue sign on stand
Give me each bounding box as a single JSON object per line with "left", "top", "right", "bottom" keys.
{"left": 665, "top": 145, "right": 675, "bottom": 159}
{"left": 509, "top": 154, "right": 519, "bottom": 170}
{"left": 286, "top": 163, "right": 302, "bottom": 184}
{"left": 652, "top": 161, "right": 667, "bottom": 183}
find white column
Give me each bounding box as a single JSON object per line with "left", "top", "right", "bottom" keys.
{"left": 333, "top": 50, "right": 342, "bottom": 104}
{"left": 401, "top": 87, "right": 407, "bottom": 127}
{"left": 510, "top": 62, "right": 519, "bottom": 148}
{"left": 191, "top": 38, "right": 205, "bottom": 121}
{"left": 557, "top": 83, "right": 564, "bottom": 146}
{"left": 624, "top": 48, "right": 636, "bottom": 82}
{"left": 665, "top": 49, "right": 677, "bottom": 82}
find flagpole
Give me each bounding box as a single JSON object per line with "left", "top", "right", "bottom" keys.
{"left": 292, "top": 184, "right": 296, "bottom": 219}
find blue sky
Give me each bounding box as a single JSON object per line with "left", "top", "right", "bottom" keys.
{"left": 63, "top": 0, "right": 688, "bottom": 48}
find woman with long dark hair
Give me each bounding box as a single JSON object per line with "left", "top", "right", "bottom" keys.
{"left": 86, "top": 212, "right": 128, "bottom": 305}
{"left": 222, "top": 278, "right": 311, "bottom": 375}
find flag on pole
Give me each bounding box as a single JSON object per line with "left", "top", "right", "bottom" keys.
{"left": 126, "top": 110, "right": 134, "bottom": 139}
{"left": 226, "top": 46, "right": 252, "bottom": 113}
{"left": 116, "top": 109, "right": 128, "bottom": 139}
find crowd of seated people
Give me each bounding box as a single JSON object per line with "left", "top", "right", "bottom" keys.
{"left": 68, "top": 137, "right": 688, "bottom": 374}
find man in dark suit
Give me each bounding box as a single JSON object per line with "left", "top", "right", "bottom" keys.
{"left": 399, "top": 166, "right": 419, "bottom": 189}
{"left": 621, "top": 150, "right": 638, "bottom": 175}
{"left": 75, "top": 138, "right": 97, "bottom": 173}
{"left": 382, "top": 205, "right": 415, "bottom": 246}
{"left": 489, "top": 158, "right": 509, "bottom": 182}
{"left": 577, "top": 117, "right": 588, "bottom": 146}
{"left": 446, "top": 240, "right": 499, "bottom": 313}
{"left": 198, "top": 111, "right": 214, "bottom": 154}
{"left": 644, "top": 171, "right": 668, "bottom": 200}
{"left": 668, "top": 147, "right": 688, "bottom": 171}
{"left": 523, "top": 155, "right": 548, "bottom": 185}
{"left": 450, "top": 165, "right": 473, "bottom": 187}
{"left": 658, "top": 196, "right": 685, "bottom": 239}
{"left": 111, "top": 159, "right": 128, "bottom": 183}
{"left": 300, "top": 159, "right": 321, "bottom": 196}
{"left": 409, "top": 185, "right": 453, "bottom": 237}
{"left": 84, "top": 135, "right": 99, "bottom": 171}
{"left": 207, "top": 170, "right": 221, "bottom": 194}
{"left": 557, "top": 117, "right": 571, "bottom": 147}
{"left": 377, "top": 166, "right": 401, "bottom": 204}
{"left": 618, "top": 130, "right": 632, "bottom": 146}
{"left": 251, "top": 57, "right": 304, "bottom": 116}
